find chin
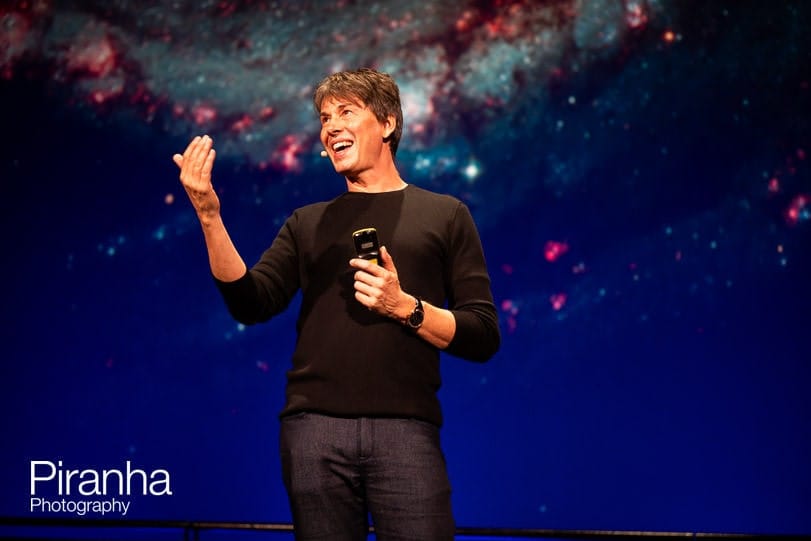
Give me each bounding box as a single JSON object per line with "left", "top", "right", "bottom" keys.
{"left": 332, "top": 161, "right": 356, "bottom": 176}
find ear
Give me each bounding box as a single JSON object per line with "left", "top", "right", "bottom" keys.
{"left": 382, "top": 114, "right": 396, "bottom": 139}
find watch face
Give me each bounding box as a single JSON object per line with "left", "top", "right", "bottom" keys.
{"left": 409, "top": 311, "right": 424, "bottom": 327}
{"left": 408, "top": 301, "right": 424, "bottom": 328}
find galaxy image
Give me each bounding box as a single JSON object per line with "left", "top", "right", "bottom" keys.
{"left": 1, "top": 0, "right": 810, "bottom": 536}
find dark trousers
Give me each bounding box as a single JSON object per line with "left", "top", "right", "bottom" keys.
{"left": 279, "top": 413, "right": 455, "bottom": 541}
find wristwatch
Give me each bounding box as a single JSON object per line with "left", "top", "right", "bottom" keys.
{"left": 405, "top": 297, "right": 424, "bottom": 330}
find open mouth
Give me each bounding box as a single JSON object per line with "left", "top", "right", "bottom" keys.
{"left": 332, "top": 140, "right": 353, "bottom": 157}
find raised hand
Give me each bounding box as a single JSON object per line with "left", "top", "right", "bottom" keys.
{"left": 172, "top": 135, "right": 247, "bottom": 281}
{"left": 173, "top": 135, "right": 220, "bottom": 221}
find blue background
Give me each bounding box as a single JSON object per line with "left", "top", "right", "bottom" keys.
{"left": 1, "top": 0, "right": 809, "bottom": 535}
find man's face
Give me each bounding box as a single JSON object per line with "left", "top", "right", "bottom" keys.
{"left": 319, "top": 96, "right": 394, "bottom": 179}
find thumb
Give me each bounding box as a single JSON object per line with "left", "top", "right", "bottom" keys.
{"left": 172, "top": 154, "right": 184, "bottom": 168}
{"left": 380, "top": 245, "right": 396, "bottom": 272}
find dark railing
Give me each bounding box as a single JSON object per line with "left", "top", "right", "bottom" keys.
{"left": 1, "top": 517, "right": 808, "bottom": 541}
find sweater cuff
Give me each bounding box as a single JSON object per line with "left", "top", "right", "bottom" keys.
{"left": 446, "top": 309, "right": 500, "bottom": 362}
{"left": 213, "top": 270, "right": 254, "bottom": 297}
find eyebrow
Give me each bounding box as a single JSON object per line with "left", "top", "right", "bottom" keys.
{"left": 320, "top": 100, "right": 362, "bottom": 116}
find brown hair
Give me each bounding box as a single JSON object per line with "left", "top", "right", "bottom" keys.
{"left": 313, "top": 68, "right": 404, "bottom": 157}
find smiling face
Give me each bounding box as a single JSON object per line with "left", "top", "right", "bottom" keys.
{"left": 319, "top": 96, "right": 396, "bottom": 182}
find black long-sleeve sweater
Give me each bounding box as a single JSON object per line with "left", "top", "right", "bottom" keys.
{"left": 215, "top": 184, "right": 500, "bottom": 426}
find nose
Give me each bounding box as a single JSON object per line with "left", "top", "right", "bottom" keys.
{"left": 322, "top": 115, "right": 345, "bottom": 134}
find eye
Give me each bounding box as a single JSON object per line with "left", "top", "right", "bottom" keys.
{"left": 342, "top": 109, "right": 354, "bottom": 117}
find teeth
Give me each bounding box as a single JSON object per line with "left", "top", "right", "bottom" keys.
{"left": 333, "top": 141, "right": 352, "bottom": 151}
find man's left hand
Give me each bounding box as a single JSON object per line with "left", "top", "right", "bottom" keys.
{"left": 350, "top": 246, "right": 411, "bottom": 321}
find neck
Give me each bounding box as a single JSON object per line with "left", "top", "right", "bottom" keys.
{"left": 344, "top": 160, "right": 406, "bottom": 193}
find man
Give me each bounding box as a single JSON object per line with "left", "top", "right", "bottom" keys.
{"left": 173, "top": 68, "right": 500, "bottom": 540}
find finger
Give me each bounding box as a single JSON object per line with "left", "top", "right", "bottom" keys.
{"left": 349, "top": 258, "right": 375, "bottom": 273}
{"left": 380, "top": 246, "right": 396, "bottom": 273}
{"left": 354, "top": 270, "right": 386, "bottom": 290}
{"left": 181, "top": 136, "right": 202, "bottom": 163}
{"left": 353, "top": 270, "right": 373, "bottom": 287}
{"left": 190, "top": 136, "right": 213, "bottom": 176}
{"left": 354, "top": 290, "right": 374, "bottom": 308}
{"left": 180, "top": 136, "right": 202, "bottom": 178}
{"left": 355, "top": 274, "right": 386, "bottom": 299}
{"left": 350, "top": 259, "right": 386, "bottom": 278}
{"left": 349, "top": 257, "right": 369, "bottom": 269}
{"left": 184, "top": 135, "right": 207, "bottom": 166}
{"left": 201, "top": 148, "right": 216, "bottom": 177}
{"left": 172, "top": 154, "right": 183, "bottom": 168}
{"left": 353, "top": 280, "right": 373, "bottom": 297}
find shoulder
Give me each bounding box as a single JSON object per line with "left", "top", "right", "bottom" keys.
{"left": 287, "top": 198, "right": 333, "bottom": 222}
{"left": 405, "top": 184, "right": 463, "bottom": 210}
